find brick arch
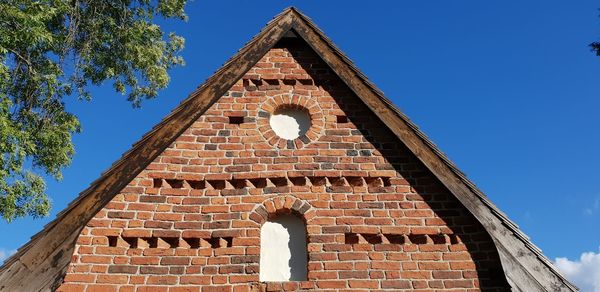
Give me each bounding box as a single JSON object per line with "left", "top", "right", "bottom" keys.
{"left": 249, "top": 195, "right": 316, "bottom": 225}
{"left": 257, "top": 92, "right": 324, "bottom": 149}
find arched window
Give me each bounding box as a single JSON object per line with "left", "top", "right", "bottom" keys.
{"left": 259, "top": 214, "right": 308, "bottom": 281}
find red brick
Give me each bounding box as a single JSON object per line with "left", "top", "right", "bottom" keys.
{"left": 56, "top": 283, "right": 86, "bottom": 292}
{"left": 169, "top": 287, "right": 200, "bottom": 292}
{"left": 419, "top": 262, "right": 450, "bottom": 270}
{"left": 316, "top": 281, "right": 346, "bottom": 289}
{"left": 201, "top": 287, "right": 231, "bottom": 292}
{"left": 348, "top": 280, "right": 379, "bottom": 289}
{"left": 147, "top": 275, "right": 178, "bottom": 285}
{"left": 445, "top": 279, "right": 475, "bottom": 288}
{"left": 161, "top": 257, "right": 190, "bottom": 265}
{"left": 87, "top": 285, "right": 118, "bottom": 292}
{"left": 381, "top": 280, "right": 411, "bottom": 289}
{"left": 96, "top": 275, "right": 128, "bottom": 284}
{"left": 180, "top": 276, "right": 210, "bottom": 285}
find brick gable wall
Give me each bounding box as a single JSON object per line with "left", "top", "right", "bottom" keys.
{"left": 57, "top": 39, "right": 510, "bottom": 292}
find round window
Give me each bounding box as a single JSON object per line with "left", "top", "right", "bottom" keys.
{"left": 269, "top": 107, "right": 311, "bottom": 140}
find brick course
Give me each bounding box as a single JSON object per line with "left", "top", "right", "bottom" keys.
{"left": 57, "top": 39, "right": 510, "bottom": 291}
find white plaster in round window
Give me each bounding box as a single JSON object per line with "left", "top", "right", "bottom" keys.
{"left": 269, "top": 108, "right": 311, "bottom": 140}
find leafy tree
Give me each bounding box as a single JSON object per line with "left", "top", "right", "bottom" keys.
{"left": 591, "top": 42, "right": 600, "bottom": 56}
{"left": 0, "top": 0, "right": 186, "bottom": 221}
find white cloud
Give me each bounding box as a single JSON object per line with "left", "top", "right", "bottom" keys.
{"left": 555, "top": 249, "right": 600, "bottom": 292}
{"left": 0, "top": 248, "right": 15, "bottom": 262}
{"left": 584, "top": 197, "right": 600, "bottom": 216}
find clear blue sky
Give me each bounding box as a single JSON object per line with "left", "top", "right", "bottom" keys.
{"left": 1, "top": 1, "right": 599, "bottom": 265}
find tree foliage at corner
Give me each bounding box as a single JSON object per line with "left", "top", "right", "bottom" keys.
{"left": 0, "top": 0, "right": 186, "bottom": 221}
{"left": 591, "top": 42, "right": 600, "bottom": 56}
{"left": 592, "top": 11, "right": 600, "bottom": 56}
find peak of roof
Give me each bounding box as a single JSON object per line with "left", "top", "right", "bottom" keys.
{"left": 0, "top": 7, "right": 577, "bottom": 292}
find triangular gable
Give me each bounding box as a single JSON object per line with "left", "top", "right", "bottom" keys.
{"left": 0, "top": 7, "right": 576, "bottom": 291}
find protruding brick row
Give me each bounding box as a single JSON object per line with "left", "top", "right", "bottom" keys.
{"left": 344, "top": 233, "right": 458, "bottom": 246}
{"left": 106, "top": 235, "right": 234, "bottom": 249}
{"left": 151, "top": 175, "right": 392, "bottom": 191}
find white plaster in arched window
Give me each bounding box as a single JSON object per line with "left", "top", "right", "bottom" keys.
{"left": 269, "top": 108, "right": 311, "bottom": 140}
{"left": 259, "top": 214, "right": 308, "bottom": 281}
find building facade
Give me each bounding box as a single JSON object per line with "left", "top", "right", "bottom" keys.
{"left": 0, "top": 8, "right": 576, "bottom": 292}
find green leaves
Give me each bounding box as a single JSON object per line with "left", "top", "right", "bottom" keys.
{"left": 0, "top": 0, "right": 186, "bottom": 221}
{"left": 0, "top": 96, "right": 57, "bottom": 221}
{"left": 591, "top": 42, "right": 600, "bottom": 56}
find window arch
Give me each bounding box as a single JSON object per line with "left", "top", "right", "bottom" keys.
{"left": 259, "top": 214, "right": 308, "bottom": 281}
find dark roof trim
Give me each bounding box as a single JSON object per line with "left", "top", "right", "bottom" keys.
{"left": 0, "top": 7, "right": 577, "bottom": 292}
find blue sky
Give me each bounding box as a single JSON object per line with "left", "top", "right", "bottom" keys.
{"left": 1, "top": 1, "right": 600, "bottom": 289}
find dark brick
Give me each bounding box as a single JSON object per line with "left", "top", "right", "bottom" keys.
{"left": 139, "top": 195, "right": 165, "bottom": 203}
{"left": 231, "top": 256, "right": 259, "bottom": 264}
{"left": 108, "top": 265, "right": 138, "bottom": 274}
{"left": 346, "top": 150, "right": 358, "bottom": 156}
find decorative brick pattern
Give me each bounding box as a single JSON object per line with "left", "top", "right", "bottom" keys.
{"left": 249, "top": 195, "right": 314, "bottom": 225}
{"left": 150, "top": 175, "right": 392, "bottom": 193}
{"left": 57, "top": 40, "right": 510, "bottom": 291}
{"left": 105, "top": 233, "right": 233, "bottom": 249}
{"left": 257, "top": 92, "right": 324, "bottom": 149}
{"left": 344, "top": 231, "right": 461, "bottom": 246}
